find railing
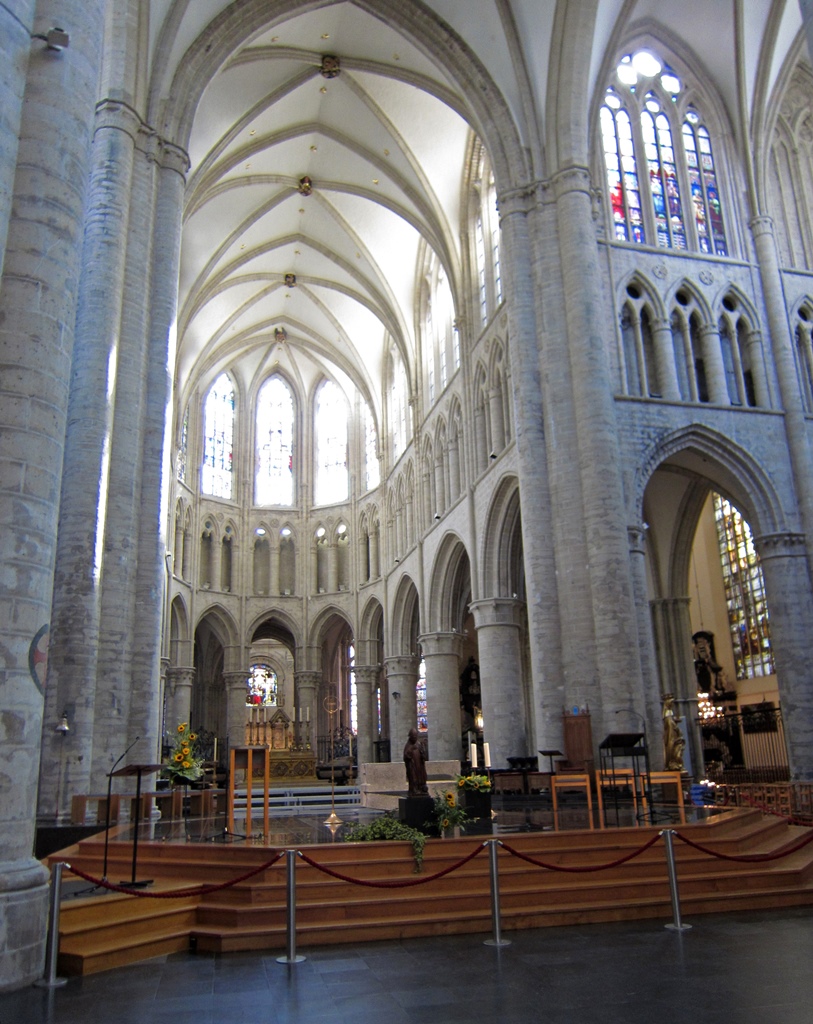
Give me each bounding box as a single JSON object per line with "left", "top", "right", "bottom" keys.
{"left": 701, "top": 704, "right": 789, "bottom": 783}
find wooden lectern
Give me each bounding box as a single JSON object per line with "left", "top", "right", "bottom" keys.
{"left": 111, "top": 763, "right": 163, "bottom": 886}
{"left": 228, "top": 746, "right": 270, "bottom": 839}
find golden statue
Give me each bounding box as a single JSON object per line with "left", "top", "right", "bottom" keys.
{"left": 661, "top": 693, "right": 685, "bottom": 771}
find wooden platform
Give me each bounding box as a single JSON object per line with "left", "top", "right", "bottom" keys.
{"left": 48, "top": 808, "right": 813, "bottom": 976}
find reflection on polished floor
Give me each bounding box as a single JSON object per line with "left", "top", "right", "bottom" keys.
{"left": 3, "top": 906, "right": 811, "bottom": 1024}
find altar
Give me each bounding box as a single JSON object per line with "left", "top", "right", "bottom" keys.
{"left": 243, "top": 706, "right": 318, "bottom": 783}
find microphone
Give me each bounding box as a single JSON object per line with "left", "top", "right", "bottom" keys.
{"left": 110, "top": 735, "right": 140, "bottom": 775}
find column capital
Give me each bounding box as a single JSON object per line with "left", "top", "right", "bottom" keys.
{"left": 550, "top": 163, "right": 593, "bottom": 202}
{"left": 749, "top": 214, "right": 776, "bottom": 240}
{"left": 94, "top": 98, "right": 142, "bottom": 140}
{"left": 469, "top": 597, "right": 524, "bottom": 629}
{"left": 294, "top": 671, "right": 322, "bottom": 689}
{"left": 384, "top": 655, "right": 419, "bottom": 676}
{"left": 417, "top": 631, "right": 464, "bottom": 657}
{"left": 753, "top": 531, "right": 808, "bottom": 560}
{"left": 353, "top": 665, "right": 380, "bottom": 686}
{"left": 223, "top": 670, "right": 247, "bottom": 691}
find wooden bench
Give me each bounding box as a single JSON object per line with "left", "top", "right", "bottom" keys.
{"left": 70, "top": 794, "right": 121, "bottom": 826}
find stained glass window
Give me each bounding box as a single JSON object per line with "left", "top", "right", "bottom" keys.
{"left": 348, "top": 642, "right": 357, "bottom": 734}
{"left": 391, "top": 353, "right": 408, "bottom": 460}
{"left": 246, "top": 663, "right": 278, "bottom": 706}
{"left": 602, "top": 52, "right": 728, "bottom": 255}
{"left": 713, "top": 494, "right": 774, "bottom": 679}
{"left": 489, "top": 175, "right": 502, "bottom": 305}
{"left": 202, "top": 373, "right": 234, "bottom": 499}
{"left": 683, "top": 111, "right": 727, "bottom": 255}
{"left": 255, "top": 376, "right": 294, "bottom": 506}
{"left": 416, "top": 656, "right": 428, "bottom": 733}
{"left": 642, "top": 95, "right": 686, "bottom": 249}
{"left": 364, "top": 404, "right": 380, "bottom": 490}
{"left": 177, "top": 406, "right": 188, "bottom": 483}
{"left": 315, "top": 379, "right": 348, "bottom": 505}
{"left": 600, "top": 97, "right": 645, "bottom": 243}
{"left": 475, "top": 213, "right": 487, "bottom": 324}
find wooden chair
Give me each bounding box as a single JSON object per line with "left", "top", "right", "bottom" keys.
{"left": 551, "top": 773, "right": 594, "bottom": 830}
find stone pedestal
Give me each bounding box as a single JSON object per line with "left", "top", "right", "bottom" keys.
{"left": 398, "top": 795, "right": 435, "bottom": 829}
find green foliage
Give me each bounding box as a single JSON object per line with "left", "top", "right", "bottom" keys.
{"left": 431, "top": 789, "right": 469, "bottom": 837}
{"left": 343, "top": 813, "right": 427, "bottom": 871}
{"left": 455, "top": 773, "right": 492, "bottom": 792}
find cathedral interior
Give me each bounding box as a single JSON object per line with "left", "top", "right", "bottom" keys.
{"left": 4, "top": 0, "right": 813, "bottom": 991}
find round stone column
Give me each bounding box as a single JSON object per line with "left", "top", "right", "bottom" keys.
{"left": 418, "top": 632, "right": 464, "bottom": 761}
{"left": 224, "top": 671, "right": 249, "bottom": 751}
{"left": 353, "top": 666, "right": 379, "bottom": 766}
{"left": 754, "top": 531, "right": 813, "bottom": 779}
{"left": 0, "top": 0, "right": 105, "bottom": 990}
{"left": 168, "top": 668, "right": 195, "bottom": 729}
{"left": 295, "top": 671, "right": 321, "bottom": 747}
{"left": 384, "top": 656, "right": 419, "bottom": 760}
{"left": 469, "top": 599, "right": 527, "bottom": 768}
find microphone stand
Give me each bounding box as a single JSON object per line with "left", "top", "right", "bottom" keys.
{"left": 102, "top": 736, "right": 140, "bottom": 882}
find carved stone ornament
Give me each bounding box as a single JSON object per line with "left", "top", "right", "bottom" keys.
{"left": 275, "top": 327, "right": 287, "bottom": 342}
{"left": 284, "top": 273, "right": 296, "bottom": 287}
{"left": 699, "top": 269, "right": 714, "bottom": 286}
{"left": 652, "top": 262, "right": 668, "bottom": 280}
{"left": 298, "top": 176, "right": 313, "bottom": 196}
{"left": 321, "top": 54, "right": 341, "bottom": 78}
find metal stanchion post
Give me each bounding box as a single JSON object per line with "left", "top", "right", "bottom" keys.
{"left": 276, "top": 849, "right": 306, "bottom": 964}
{"left": 483, "top": 839, "right": 511, "bottom": 947}
{"left": 35, "top": 861, "right": 68, "bottom": 988}
{"left": 661, "top": 829, "right": 692, "bottom": 932}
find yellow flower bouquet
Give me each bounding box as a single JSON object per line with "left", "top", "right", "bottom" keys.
{"left": 163, "top": 722, "right": 204, "bottom": 784}
{"left": 430, "top": 788, "right": 469, "bottom": 837}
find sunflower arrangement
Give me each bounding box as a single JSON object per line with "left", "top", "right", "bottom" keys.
{"left": 164, "top": 722, "right": 204, "bottom": 784}
{"left": 455, "top": 772, "right": 492, "bottom": 792}
{"left": 431, "top": 788, "right": 469, "bottom": 837}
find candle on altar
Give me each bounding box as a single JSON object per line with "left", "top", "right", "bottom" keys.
{"left": 213, "top": 738, "right": 218, "bottom": 762}
{"left": 306, "top": 706, "right": 310, "bottom": 722}
{"left": 483, "top": 742, "right": 491, "bottom": 768}
{"left": 471, "top": 743, "right": 478, "bottom": 768}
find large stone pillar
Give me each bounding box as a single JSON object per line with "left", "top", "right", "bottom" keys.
{"left": 751, "top": 216, "right": 813, "bottom": 576}
{"left": 418, "top": 632, "right": 463, "bottom": 761}
{"left": 652, "top": 317, "right": 681, "bottom": 401}
{"left": 698, "top": 323, "right": 729, "bottom": 405}
{"left": 353, "top": 665, "right": 379, "bottom": 765}
{"left": 41, "top": 97, "right": 140, "bottom": 814}
{"left": 755, "top": 532, "right": 813, "bottom": 779}
{"left": 470, "top": 599, "right": 527, "bottom": 768}
{"left": 169, "top": 668, "right": 195, "bottom": 728}
{"left": 128, "top": 139, "right": 188, "bottom": 766}
{"left": 0, "top": 0, "right": 105, "bottom": 990}
{"left": 384, "top": 656, "right": 419, "bottom": 759}
{"left": 295, "top": 671, "right": 320, "bottom": 746}
{"left": 225, "top": 671, "right": 249, "bottom": 751}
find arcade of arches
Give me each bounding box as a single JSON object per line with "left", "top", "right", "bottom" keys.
{"left": 5, "top": 0, "right": 813, "bottom": 990}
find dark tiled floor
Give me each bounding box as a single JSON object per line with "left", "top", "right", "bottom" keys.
{"left": 3, "top": 907, "right": 812, "bottom": 1024}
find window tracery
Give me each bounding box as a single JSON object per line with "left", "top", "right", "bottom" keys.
{"left": 202, "top": 373, "right": 234, "bottom": 499}
{"left": 315, "top": 379, "right": 348, "bottom": 505}
{"left": 255, "top": 376, "right": 294, "bottom": 507}
{"left": 600, "top": 50, "right": 728, "bottom": 255}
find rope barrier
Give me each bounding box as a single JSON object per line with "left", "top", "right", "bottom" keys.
{"left": 499, "top": 832, "right": 662, "bottom": 872}
{"left": 296, "top": 841, "right": 488, "bottom": 887}
{"left": 63, "top": 851, "right": 285, "bottom": 898}
{"left": 673, "top": 825, "right": 813, "bottom": 863}
{"left": 734, "top": 791, "right": 813, "bottom": 828}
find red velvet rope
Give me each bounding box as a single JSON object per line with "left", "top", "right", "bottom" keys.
{"left": 296, "top": 841, "right": 488, "bottom": 887}
{"left": 673, "top": 825, "right": 813, "bottom": 862}
{"left": 499, "top": 832, "right": 662, "bottom": 872}
{"left": 63, "top": 851, "right": 285, "bottom": 898}
{"left": 735, "top": 791, "right": 813, "bottom": 828}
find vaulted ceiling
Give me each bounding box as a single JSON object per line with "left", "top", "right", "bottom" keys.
{"left": 142, "top": 1, "right": 809, "bottom": 421}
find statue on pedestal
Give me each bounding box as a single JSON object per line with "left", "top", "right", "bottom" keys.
{"left": 661, "top": 693, "right": 685, "bottom": 772}
{"left": 403, "top": 728, "right": 428, "bottom": 796}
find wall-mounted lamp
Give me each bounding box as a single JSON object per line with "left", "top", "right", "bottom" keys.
{"left": 394, "top": 558, "right": 400, "bottom": 564}
{"left": 433, "top": 513, "right": 441, "bottom": 521}
{"left": 55, "top": 711, "right": 70, "bottom": 734}
{"left": 489, "top": 451, "right": 497, "bottom": 460}
{"left": 32, "top": 27, "right": 70, "bottom": 51}
{"left": 392, "top": 691, "right": 401, "bottom": 700}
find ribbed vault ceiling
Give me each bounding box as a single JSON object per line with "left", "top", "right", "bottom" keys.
{"left": 150, "top": 0, "right": 808, "bottom": 417}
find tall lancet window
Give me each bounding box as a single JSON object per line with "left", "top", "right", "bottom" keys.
{"left": 315, "top": 379, "right": 348, "bottom": 505}
{"left": 683, "top": 110, "right": 727, "bottom": 255}
{"left": 202, "top": 373, "right": 234, "bottom": 499}
{"left": 255, "top": 375, "right": 294, "bottom": 506}
{"left": 391, "top": 351, "right": 409, "bottom": 461}
{"left": 642, "top": 93, "right": 686, "bottom": 248}
{"left": 364, "top": 403, "right": 380, "bottom": 491}
{"left": 601, "top": 94, "right": 645, "bottom": 243}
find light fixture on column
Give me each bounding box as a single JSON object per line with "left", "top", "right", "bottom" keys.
{"left": 32, "top": 27, "right": 70, "bottom": 50}
{"left": 55, "top": 711, "right": 70, "bottom": 734}
{"left": 489, "top": 451, "right": 497, "bottom": 460}
{"left": 433, "top": 513, "right": 441, "bottom": 520}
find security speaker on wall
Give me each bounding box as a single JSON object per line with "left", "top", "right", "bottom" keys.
{"left": 32, "top": 27, "right": 70, "bottom": 50}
